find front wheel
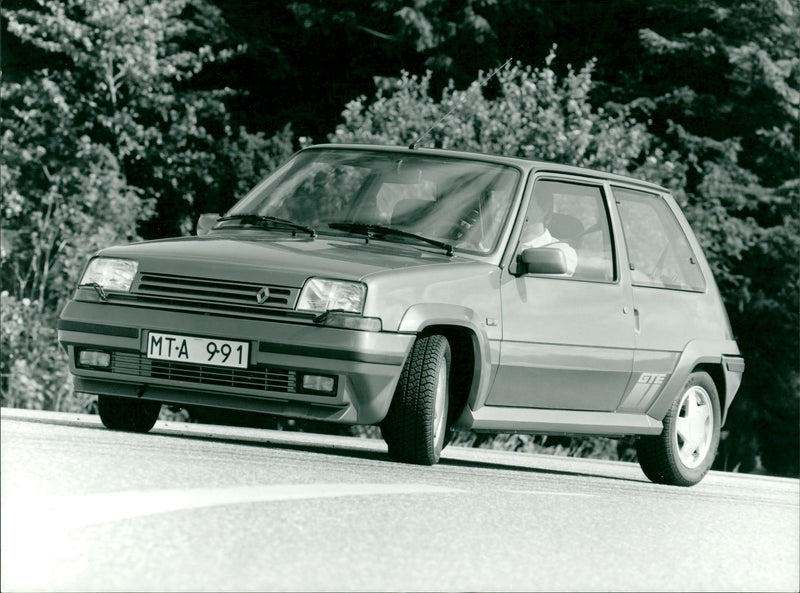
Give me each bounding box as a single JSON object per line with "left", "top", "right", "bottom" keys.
{"left": 381, "top": 334, "right": 451, "bottom": 465}
{"left": 98, "top": 394, "right": 161, "bottom": 433}
{"left": 636, "top": 371, "right": 721, "bottom": 486}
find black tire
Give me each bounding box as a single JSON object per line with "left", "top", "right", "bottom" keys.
{"left": 636, "top": 371, "right": 721, "bottom": 486}
{"left": 97, "top": 394, "right": 161, "bottom": 433}
{"left": 381, "top": 334, "right": 451, "bottom": 465}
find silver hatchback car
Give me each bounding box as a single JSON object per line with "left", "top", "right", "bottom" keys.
{"left": 58, "top": 144, "right": 744, "bottom": 486}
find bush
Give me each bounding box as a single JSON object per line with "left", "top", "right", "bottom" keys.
{"left": 331, "top": 50, "right": 669, "bottom": 181}
{"left": 0, "top": 294, "right": 73, "bottom": 411}
{"left": 0, "top": 0, "right": 297, "bottom": 414}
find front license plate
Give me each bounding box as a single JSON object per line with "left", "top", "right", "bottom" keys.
{"left": 146, "top": 332, "right": 249, "bottom": 369}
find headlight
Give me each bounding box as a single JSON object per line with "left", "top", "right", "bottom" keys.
{"left": 296, "top": 278, "right": 366, "bottom": 314}
{"left": 79, "top": 258, "right": 138, "bottom": 292}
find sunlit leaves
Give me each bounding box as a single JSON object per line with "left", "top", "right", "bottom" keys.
{"left": 333, "top": 50, "right": 656, "bottom": 179}
{"left": 1, "top": 0, "right": 289, "bottom": 411}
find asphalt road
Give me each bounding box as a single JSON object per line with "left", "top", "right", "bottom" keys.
{"left": 2, "top": 407, "right": 798, "bottom": 592}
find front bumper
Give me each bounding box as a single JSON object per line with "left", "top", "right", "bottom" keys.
{"left": 58, "top": 300, "right": 414, "bottom": 424}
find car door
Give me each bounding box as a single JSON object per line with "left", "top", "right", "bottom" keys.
{"left": 487, "top": 176, "right": 636, "bottom": 411}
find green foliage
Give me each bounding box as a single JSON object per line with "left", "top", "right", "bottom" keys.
{"left": 216, "top": 124, "right": 296, "bottom": 204}
{"left": 629, "top": 0, "right": 800, "bottom": 476}
{"left": 4, "top": 0, "right": 261, "bottom": 236}
{"left": 330, "top": 27, "right": 799, "bottom": 474}
{"left": 0, "top": 295, "right": 70, "bottom": 411}
{"left": 1, "top": 0, "right": 295, "bottom": 411}
{"left": 450, "top": 431, "right": 638, "bottom": 462}
{"left": 1, "top": 71, "right": 151, "bottom": 410}
{"left": 387, "top": 0, "right": 496, "bottom": 67}
{"left": 2, "top": 0, "right": 796, "bottom": 475}
{"left": 333, "top": 50, "right": 660, "bottom": 178}
{"left": 1, "top": 76, "right": 150, "bottom": 303}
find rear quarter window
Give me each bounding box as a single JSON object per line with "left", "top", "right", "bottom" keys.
{"left": 613, "top": 187, "right": 706, "bottom": 292}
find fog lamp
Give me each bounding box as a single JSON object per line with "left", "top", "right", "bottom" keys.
{"left": 78, "top": 350, "right": 111, "bottom": 368}
{"left": 301, "top": 374, "right": 336, "bottom": 394}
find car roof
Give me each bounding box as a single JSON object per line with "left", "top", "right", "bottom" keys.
{"left": 306, "top": 143, "right": 669, "bottom": 194}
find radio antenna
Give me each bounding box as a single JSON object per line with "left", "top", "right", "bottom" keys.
{"left": 409, "top": 57, "right": 513, "bottom": 150}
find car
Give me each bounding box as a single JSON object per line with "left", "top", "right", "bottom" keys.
{"left": 58, "top": 144, "right": 744, "bottom": 486}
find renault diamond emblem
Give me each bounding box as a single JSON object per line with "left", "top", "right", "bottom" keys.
{"left": 256, "top": 287, "right": 271, "bottom": 304}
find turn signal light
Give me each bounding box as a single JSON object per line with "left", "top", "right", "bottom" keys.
{"left": 300, "top": 374, "right": 336, "bottom": 394}
{"left": 78, "top": 350, "right": 111, "bottom": 368}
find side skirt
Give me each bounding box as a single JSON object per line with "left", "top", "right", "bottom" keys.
{"left": 460, "top": 405, "right": 663, "bottom": 437}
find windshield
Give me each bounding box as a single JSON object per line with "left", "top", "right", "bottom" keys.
{"left": 224, "top": 148, "right": 522, "bottom": 255}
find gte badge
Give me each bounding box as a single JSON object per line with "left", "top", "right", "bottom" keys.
{"left": 622, "top": 373, "right": 667, "bottom": 410}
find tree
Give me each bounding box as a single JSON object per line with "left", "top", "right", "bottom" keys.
{"left": 206, "top": 0, "right": 511, "bottom": 141}
{"left": 1, "top": 0, "right": 294, "bottom": 410}
{"left": 1, "top": 73, "right": 150, "bottom": 410}
{"left": 4, "top": 0, "right": 796, "bottom": 474}
{"left": 3, "top": 0, "right": 287, "bottom": 236}
{"left": 328, "top": 0, "right": 800, "bottom": 477}
{"left": 621, "top": 0, "right": 800, "bottom": 476}
{"left": 332, "top": 51, "right": 662, "bottom": 174}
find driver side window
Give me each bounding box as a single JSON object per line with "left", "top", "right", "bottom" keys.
{"left": 519, "top": 179, "right": 616, "bottom": 281}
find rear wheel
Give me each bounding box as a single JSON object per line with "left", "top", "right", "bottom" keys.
{"left": 381, "top": 334, "right": 450, "bottom": 465}
{"left": 98, "top": 394, "right": 161, "bottom": 433}
{"left": 636, "top": 371, "right": 720, "bottom": 486}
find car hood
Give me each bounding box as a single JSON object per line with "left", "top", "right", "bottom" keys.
{"left": 98, "top": 233, "right": 465, "bottom": 287}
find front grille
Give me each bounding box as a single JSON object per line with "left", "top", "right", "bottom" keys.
{"left": 134, "top": 273, "right": 299, "bottom": 310}
{"left": 111, "top": 352, "right": 298, "bottom": 393}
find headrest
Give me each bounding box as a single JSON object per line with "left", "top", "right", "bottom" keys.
{"left": 549, "top": 213, "right": 584, "bottom": 240}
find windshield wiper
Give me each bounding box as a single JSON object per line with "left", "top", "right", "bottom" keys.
{"left": 216, "top": 214, "right": 316, "bottom": 238}
{"left": 80, "top": 282, "right": 108, "bottom": 301}
{"left": 328, "top": 222, "right": 453, "bottom": 256}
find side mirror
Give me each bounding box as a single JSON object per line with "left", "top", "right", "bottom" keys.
{"left": 196, "top": 213, "right": 220, "bottom": 236}
{"left": 517, "top": 247, "right": 568, "bottom": 275}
